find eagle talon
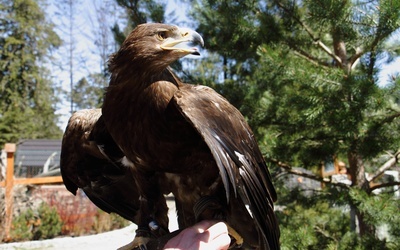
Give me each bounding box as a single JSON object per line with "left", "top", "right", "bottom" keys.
{"left": 227, "top": 225, "right": 244, "bottom": 248}
{"left": 133, "top": 245, "right": 147, "bottom": 250}
{"left": 117, "top": 236, "right": 150, "bottom": 250}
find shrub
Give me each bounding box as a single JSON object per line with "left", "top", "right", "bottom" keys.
{"left": 10, "top": 202, "right": 63, "bottom": 241}
{"left": 33, "top": 202, "right": 63, "bottom": 240}
{"left": 10, "top": 208, "right": 34, "bottom": 241}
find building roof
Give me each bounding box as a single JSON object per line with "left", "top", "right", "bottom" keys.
{"left": 15, "top": 139, "right": 61, "bottom": 171}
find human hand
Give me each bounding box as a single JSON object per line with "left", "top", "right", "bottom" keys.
{"left": 163, "top": 220, "right": 230, "bottom": 250}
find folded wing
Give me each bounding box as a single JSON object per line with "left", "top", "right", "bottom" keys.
{"left": 171, "top": 85, "right": 279, "bottom": 249}
{"left": 60, "top": 109, "right": 140, "bottom": 223}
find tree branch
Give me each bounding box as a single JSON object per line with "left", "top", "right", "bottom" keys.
{"left": 349, "top": 46, "right": 364, "bottom": 69}
{"left": 292, "top": 48, "right": 331, "bottom": 68}
{"left": 368, "top": 150, "right": 400, "bottom": 183}
{"left": 268, "top": 158, "right": 350, "bottom": 189}
{"left": 316, "top": 40, "right": 342, "bottom": 66}
{"left": 369, "top": 181, "right": 400, "bottom": 192}
{"left": 275, "top": 1, "right": 343, "bottom": 66}
{"left": 314, "top": 226, "right": 338, "bottom": 242}
{"left": 380, "top": 111, "right": 400, "bottom": 125}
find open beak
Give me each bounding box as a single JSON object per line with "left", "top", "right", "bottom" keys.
{"left": 160, "top": 27, "right": 204, "bottom": 56}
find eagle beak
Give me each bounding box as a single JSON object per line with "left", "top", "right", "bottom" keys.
{"left": 160, "top": 28, "right": 204, "bottom": 56}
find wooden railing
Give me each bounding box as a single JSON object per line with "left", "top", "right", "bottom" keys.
{"left": 0, "top": 143, "right": 63, "bottom": 241}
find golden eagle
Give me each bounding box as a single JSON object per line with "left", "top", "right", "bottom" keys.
{"left": 61, "top": 23, "right": 279, "bottom": 250}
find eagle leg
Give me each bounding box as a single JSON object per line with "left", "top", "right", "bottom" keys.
{"left": 121, "top": 185, "right": 169, "bottom": 250}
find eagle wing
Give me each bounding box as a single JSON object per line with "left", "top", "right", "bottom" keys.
{"left": 60, "top": 109, "right": 140, "bottom": 223}
{"left": 171, "top": 85, "right": 279, "bottom": 248}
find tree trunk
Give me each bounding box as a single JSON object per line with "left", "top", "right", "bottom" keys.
{"left": 347, "top": 151, "right": 367, "bottom": 188}
{"left": 347, "top": 150, "right": 375, "bottom": 237}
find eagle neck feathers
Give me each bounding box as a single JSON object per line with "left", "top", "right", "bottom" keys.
{"left": 103, "top": 67, "right": 181, "bottom": 164}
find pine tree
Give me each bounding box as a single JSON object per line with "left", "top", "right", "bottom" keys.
{"left": 112, "top": 0, "right": 167, "bottom": 45}
{"left": 190, "top": 0, "right": 400, "bottom": 247}
{"left": 72, "top": 75, "right": 106, "bottom": 110}
{"left": 0, "top": 0, "right": 62, "bottom": 145}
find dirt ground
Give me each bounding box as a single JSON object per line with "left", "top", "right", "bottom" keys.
{"left": 0, "top": 198, "right": 178, "bottom": 250}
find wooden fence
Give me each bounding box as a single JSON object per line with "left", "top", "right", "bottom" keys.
{"left": 0, "top": 143, "right": 63, "bottom": 241}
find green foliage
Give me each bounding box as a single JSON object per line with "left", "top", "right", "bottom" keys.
{"left": 275, "top": 181, "right": 400, "bottom": 249}
{"left": 192, "top": 0, "right": 262, "bottom": 61}
{"left": 190, "top": 0, "right": 266, "bottom": 85}
{"left": 188, "top": 0, "right": 400, "bottom": 247}
{"left": 190, "top": 0, "right": 400, "bottom": 163}
{"left": 10, "top": 207, "right": 35, "bottom": 241}
{"left": 276, "top": 185, "right": 352, "bottom": 250}
{"left": 349, "top": 189, "right": 400, "bottom": 247}
{"left": 72, "top": 74, "right": 107, "bottom": 110}
{"left": 112, "top": 0, "right": 169, "bottom": 44}
{"left": 10, "top": 202, "right": 63, "bottom": 241}
{"left": 34, "top": 202, "right": 63, "bottom": 240}
{"left": 249, "top": 43, "right": 396, "bottom": 165}
{"left": 0, "top": 0, "right": 62, "bottom": 145}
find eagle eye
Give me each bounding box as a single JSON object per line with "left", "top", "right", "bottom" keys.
{"left": 157, "top": 31, "right": 168, "bottom": 40}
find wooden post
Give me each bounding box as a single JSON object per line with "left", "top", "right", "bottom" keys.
{"left": 4, "top": 143, "right": 16, "bottom": 241}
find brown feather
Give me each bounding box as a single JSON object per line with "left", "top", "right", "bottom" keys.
{"left": 63, "top": 23, "right": 280, "bottom": 249}
{"left": 60, "top": 109, "right": 141, "bottom": 223}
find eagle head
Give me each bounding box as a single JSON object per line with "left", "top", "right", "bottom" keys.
{"left": 109, "top": 23, "right": 204, "bottom": 74}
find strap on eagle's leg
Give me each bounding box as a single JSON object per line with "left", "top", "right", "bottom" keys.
{"left": 193, "top": 196, "right": 244, "bottom": 249}
{"left": 147, "top": 220, "right": 169, "bottom": 238}
{"left": 136, "top": 194, "right": 169, "bottom": 236}
{"left": 127, "top": 169, "right": 170, "bottom": 249}
{"left": 122, "top": 194, "right": 168, "bottom": 250}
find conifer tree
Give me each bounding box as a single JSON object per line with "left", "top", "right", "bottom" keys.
{"left": 0, "top": 0, "right": 62, "bottom": 145}
{"left": 190, "top": 0, "right": 400, "bottom": 248}
{"left": 112, "top": 0, "right": 167, "bottom": 45}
